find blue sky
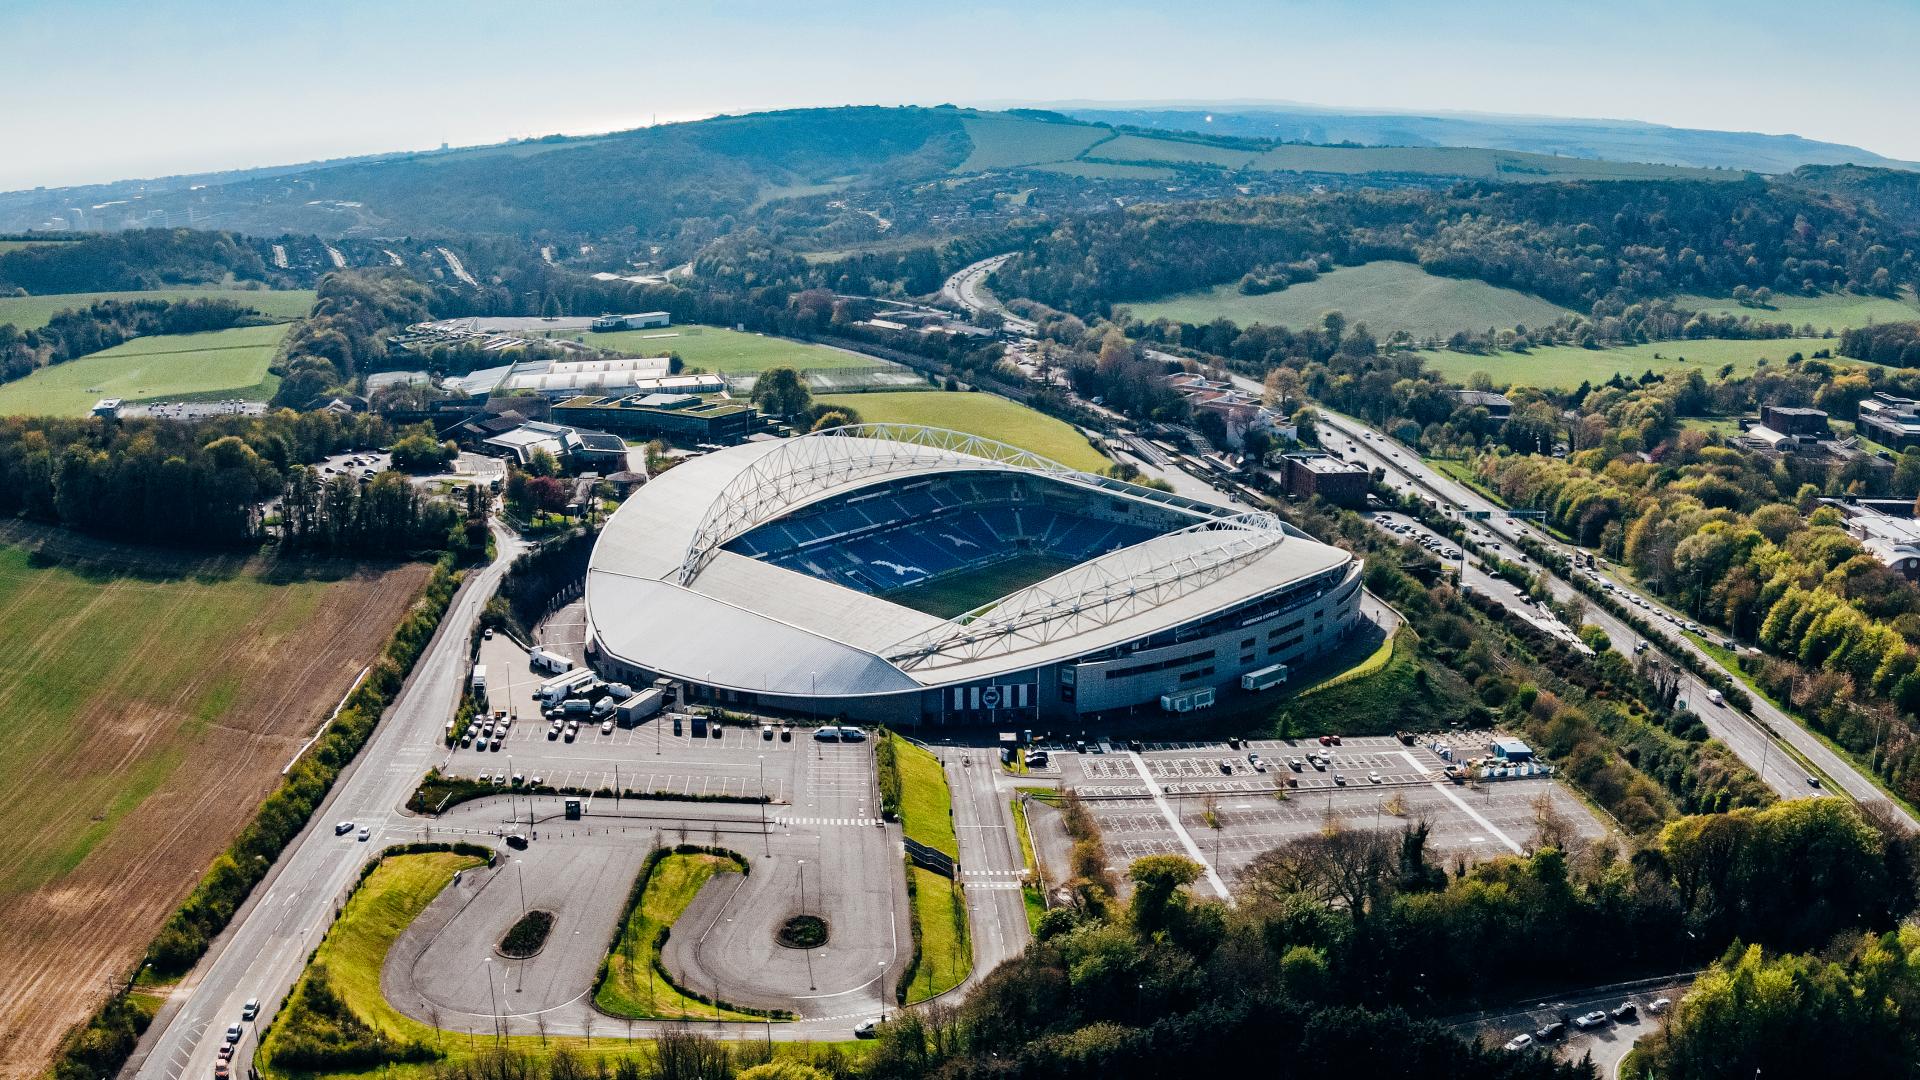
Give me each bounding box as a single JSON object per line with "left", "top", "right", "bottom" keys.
{"left": 3, "top": 0, "right": 1916, "bottom": 189}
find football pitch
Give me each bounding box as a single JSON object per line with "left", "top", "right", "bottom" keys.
{"left": 884, "top": 555, "right": 1078, "bottom": 618}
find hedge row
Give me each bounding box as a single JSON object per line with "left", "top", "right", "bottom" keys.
{"left": 408, "top": 767, "right": 770, "bottom": 815}
{"left": 874, "top": 728, "right": 902, "bottom": 821}
{"left": 47, "top": 554, "right": 466, "bottom": 1080}
{"left": 894, "top": 855, "right": 924, "bottom": 1006}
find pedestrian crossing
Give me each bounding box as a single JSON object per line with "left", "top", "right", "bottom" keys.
{"left": 959, "top": 867, "right": 1027, "bottom": 878}
{"left": 772, "top": 816, "right": 880, "bottom": 827}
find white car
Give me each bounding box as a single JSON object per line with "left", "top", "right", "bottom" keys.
{"left": 1368, "top": 771, "right": 1382, "bottom": 784}
{"left": 854, "top": 1018, "right": 881, "bottom": 1039}
{"left": 1503, "top": 1034, "right": 1533, "bottom": 1052}
{"left": 1648, "top": 996, "right": 1672, "bottom": 1014}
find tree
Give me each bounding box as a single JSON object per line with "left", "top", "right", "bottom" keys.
{"left": 751, "top": 366, "right": 812, "bottom": 420}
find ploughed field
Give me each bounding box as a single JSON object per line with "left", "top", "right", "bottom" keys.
{"left": 0, "top": 524, "right": 430, "bottom": 1078}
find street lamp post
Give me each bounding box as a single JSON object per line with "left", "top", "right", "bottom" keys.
{"left": 798, "top": 859, "right": 815, "bottom": 990}
{"left": 759, "top": 755, "right": 769, "bottom": 855}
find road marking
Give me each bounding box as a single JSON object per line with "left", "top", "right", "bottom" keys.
{"left": 1127, "top": 751, "right": 1232, "bottom": 902}
{"left": 1430, "top": 783, "right": 1524, "bottom": 855}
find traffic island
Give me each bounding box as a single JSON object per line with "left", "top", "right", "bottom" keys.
{"left": 775, "top": 915, "right": 829, "bottom": 950}
{"left": 496, "top": 909, "right": 554, "bottom": 959}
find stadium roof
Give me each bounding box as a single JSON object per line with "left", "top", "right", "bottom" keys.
{"left": 586, "top": 426, "right": 1355, "bottom": 697}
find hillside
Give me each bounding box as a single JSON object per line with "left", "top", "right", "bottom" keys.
{"left": 1058, "top": 104, "right": 1918, "bottom": 174}
{"left": 0, "top": 107, "right": 1738, "bottom": 243}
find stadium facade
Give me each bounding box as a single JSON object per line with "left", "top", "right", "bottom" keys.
{"left": 584, "top": 426, "right": 1364, "bottom": 726}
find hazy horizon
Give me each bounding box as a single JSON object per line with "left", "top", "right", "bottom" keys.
{"left": 4, "top": 0, "right": 1918, "bottom": 191}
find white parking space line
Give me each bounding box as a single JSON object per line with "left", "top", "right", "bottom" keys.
{"left": 1127, "top": 750, "right": 1233, "bottom": 901}
{"left": 1431, "top": 782, "right": 1525, "bottom": 855}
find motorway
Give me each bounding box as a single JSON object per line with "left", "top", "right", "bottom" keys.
{"left": 1305, "top": 406, "right": 1912, "bottom": 822}
{"left": 128, "top": 524, "right": 529, "bottom": 1080}
{"left": 941, "top": 254, "right": 1034, "bottom": 335}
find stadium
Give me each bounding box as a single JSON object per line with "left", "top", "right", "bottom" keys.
{"left": 584, "top": 425, "right": 1365, "bottom": 726}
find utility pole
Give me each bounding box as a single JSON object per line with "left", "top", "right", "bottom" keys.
{"left": 759, "top": 755, "right": 769, "bottom": 855}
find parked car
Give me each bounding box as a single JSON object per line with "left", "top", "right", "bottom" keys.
{"left": 1368, "top": 771, "right": 1382, "bottom": 784}
{"left": 1503, "top": 1034, "right": 1533, "bottom": 1052}
{"left": 1288, "top": 757, "right": 1304, "bottom": 771}
{"left": 602, "top": 719, "right": 615, "bottom": 735}
{"left": 1218, "top": 759, "right": 1234, "bottom": 774}
{"left": 1611, "top": 1002, "right": 1638, "bottom": 1022}
{"left": 1534, "top": 1021, "right": 1565, "bottom": 1041}
{"left": 1648, "top": 997, "right": 1671, "bottom": 1014}
{"left": 1333, "top": 773, "right": 1347, "bottom": 786}
{"left": 1573, "top": 1011, "right": 1610, "bottom": 1030}
{"left": 1247, "top": 753, "right": 1267, "bottom": 772}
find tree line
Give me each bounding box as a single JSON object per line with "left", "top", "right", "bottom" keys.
{"left": 0, "top": 296, "right": 269, "bottom": 384}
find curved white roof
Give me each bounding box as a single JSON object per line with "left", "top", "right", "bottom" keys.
{"left": 586, "top": 426, "right": 1354, "bottom": 696}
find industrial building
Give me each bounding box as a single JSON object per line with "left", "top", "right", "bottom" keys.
{"left": 553, "top": 393, "right": 759, "bottom": 445}
{"left": 1858, "top": 394, "right": 1920, "bottom": 451}
{"left": 583, "top": 425, "right": 1365, "bottom": 726}
{"left": 591, "top": 311, "right": 672, "bottom": 331}
{"left": 1281, "top": 452, "right": 1371, "bottom": 507}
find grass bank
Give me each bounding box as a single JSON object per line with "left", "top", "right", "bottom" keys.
{"left": 594, "top": 847, "right": 770, "bottom": 1021}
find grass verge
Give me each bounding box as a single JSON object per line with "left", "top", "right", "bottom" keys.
{"left": 1010, "top": 796, "right": 1046, "bottom": 933}
{"left": 900, "top": 865, "right": 971, "bottom": 1005}
{"left": 594, "top": 847, "right": 773, "bottom": 1021}
{"left": 891, "top": 737, "right": 958, "bottom": 859}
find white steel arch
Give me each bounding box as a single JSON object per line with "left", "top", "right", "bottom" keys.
{"left": 677, "top": 424, "right": 1095, "bottom": 584}
{"left": 882, "top": 511, "right": 1292, "bottom": 671}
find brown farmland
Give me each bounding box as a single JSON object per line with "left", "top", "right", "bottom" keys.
{"left": 0, "top": 523, "right": 431, "bottom": 1077}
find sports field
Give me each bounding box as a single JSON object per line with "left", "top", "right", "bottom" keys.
{"left": 561, "top": 323, "right": 871, "bottom": 375}
{"left": 0, "top": 287, "right": 315, "bottom": 330}
{"left": 814, "top": 390, "right": 1111, "bottom": 472}
{"left": 1674, "top": 288, "right": 1920, "bottom": 333}
{"left": 0, "top": 322, "right": 289, "bottom": 416}
{"left": 885, "top": 555, "right": 1078, "bottom": 619}
{"left": 1417, "top": 336, "right": 1863, "bottom": 390}
{"left": 1125, "top": 261, "right": 1577, "bottom": 338}
{"left": 0, "top": 525, "right": 430, "bottom": 1076}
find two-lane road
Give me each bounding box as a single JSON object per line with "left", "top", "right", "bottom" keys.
{"left": 129, "top": 526, "right": 527, "bottom": 1080}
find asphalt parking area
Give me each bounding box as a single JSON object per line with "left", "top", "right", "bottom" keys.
{"left": 388, "top": 737, "right": 904, "bottom": 1024}
{"left": 1052, "top": 732, "right": 1609, "bottom": 891}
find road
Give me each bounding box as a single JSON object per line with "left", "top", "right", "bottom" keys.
{"left": 939, "top": 744, "right": 1035, "bottom": 978}
{"left": 1448, "top": 972, "right": 1695, "bottom": 1078}
{"left": 942, "top": 254, "right": 1035, "bottom": 335}
{"left": 1302, "top": 403, "right": 1911, "bottom": 822}
{"left": 128, "top": 524, "right": 529, "bottom": 1080}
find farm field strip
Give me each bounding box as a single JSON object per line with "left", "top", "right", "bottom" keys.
{"left": 0, "top": 529, "right": 430, "bottom": 1077}
{"left": 1416, "top": 336, "right": 1865, "bottom": 391}
{"left": 0, "top": 287, "right": 315, "bottom": 330}
{"left": 0, "top": 322, "right": 290, "bottom": 416}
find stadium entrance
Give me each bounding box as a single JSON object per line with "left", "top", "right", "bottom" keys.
{"left": 943, "top": 679, "right": 1039, "bottom": 725}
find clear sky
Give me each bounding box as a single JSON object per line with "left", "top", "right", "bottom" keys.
{"left": 3, "top": 0, "right": 1916, "bottom": 190}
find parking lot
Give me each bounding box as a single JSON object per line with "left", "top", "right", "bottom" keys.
{"left": 1052, "top": 733, "right": 1611, "bottom": 891}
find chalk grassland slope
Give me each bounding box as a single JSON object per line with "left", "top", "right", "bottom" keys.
{"left": 0, "top": 526, "right": 431, "bottom": 1078}
{"left": 1673, "top": 288, "right": 1920, "bottom": 333}
{"left": 813, "top": 390, "right": 1111, "bottom": 472}
{"left": 1417, "top": 336, "right": 1857, "bottom": 390}
{"left": 552, "top": 323, "right": 873, "bottom": 374}
{"left": 957, "top": 116, "right": 1112, "bottom": 172}
{"left": 956, "top": 115, "right": 1735, "bottom": 183}
{"left": 1124, "top": 261, "right": 1578, "bottom": 338}
{"left": 0, "top": 287, "right": 316, "bottom": 330}
{"left": 0, "top": 323, "right": 291, "bottom": 416}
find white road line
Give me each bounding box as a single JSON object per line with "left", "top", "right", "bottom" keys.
{"left": 1127, "top": 751, "right": 1233, "bottom": 902}
{"left": 1430, "top": 783, "right": 1524, "bottom": 855}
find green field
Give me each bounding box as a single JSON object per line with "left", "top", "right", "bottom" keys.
{"left": 0, "top": 322, "right": 289, "bottom": 416}
{"left": 1417, "top": 336, "right": 1864, "bottom": 391}
{"left": 1674, "top": 288, "right": 1920, "bottom": 333}
{"left": 0, "top": 287, "right": 315, "bottom": 330}
{"left": 884, "top": 555, "right": 1077, "bottom": 618}
{"left": 596, "top": 851, "right": 761, "bottom": 1021}
{"left": 0, "top": 239, "right": 80, "bottom": 254}
{"left": 814, "top": 390, "right": 1111, "bottom": 472}
{"left": 957, "top": 116, "right": 1110, "bottom": 172}
{"left": 949, "top": 113, "right": 1731, "bottom": 183}
{"left": 1125, "top": 261, "right": 1577, "bottom": 338}
{"left": 559, "top": 323, "right": 871, "bottom": 374}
